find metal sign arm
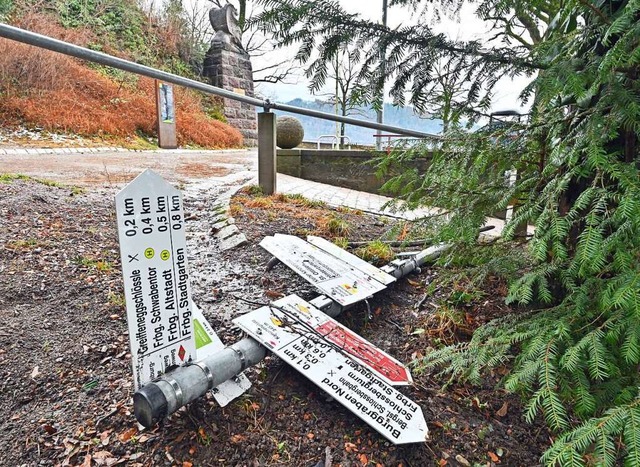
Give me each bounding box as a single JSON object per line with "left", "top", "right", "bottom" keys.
{"left": 134, "top": 337, "right": 265, "bottom": 428}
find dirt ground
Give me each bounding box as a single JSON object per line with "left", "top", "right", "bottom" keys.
{"left": 0, "top": 173, "right": 550, "bottom": 467}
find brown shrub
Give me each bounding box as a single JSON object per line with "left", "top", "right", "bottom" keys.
{"left": 0, "top": 13, "right": 243, "bottom": 148}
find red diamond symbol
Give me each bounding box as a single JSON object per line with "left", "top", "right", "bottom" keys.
{"left": 178, "top": 345, "right": 186, "bottom": 361}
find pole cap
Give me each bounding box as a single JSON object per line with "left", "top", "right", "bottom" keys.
{"left": 133, "top": 383, "right": 168, "bottom": 428}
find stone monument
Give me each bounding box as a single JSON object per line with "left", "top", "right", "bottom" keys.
{"left": 203, "top": 4, "right": 258, "bottom": 146}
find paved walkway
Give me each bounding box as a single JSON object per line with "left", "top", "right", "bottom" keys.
{"left": 278, "top": 174, "right": 441, "bottom": 220}
{"left": 277, "top": 174, "right": 510, "bottom": 239}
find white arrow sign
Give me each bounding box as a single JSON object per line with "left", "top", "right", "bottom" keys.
{"left": 260, "top": 234, "right": 387, "bottom": 306}
{"left": 233, "top": 294, "right": 428, "bottom": 444}
{"left": 306, "top": 235, "right": 396, "bottom": 286}
{"left": 116, "top": 170, "right": 196, "bottom": 389}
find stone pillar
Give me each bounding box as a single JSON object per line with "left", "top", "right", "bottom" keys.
{"left": 203, "top": 42, "right": 258, "bottom": 147}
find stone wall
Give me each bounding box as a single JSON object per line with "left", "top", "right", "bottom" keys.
{"left": 203, "top": 42, "right": 258, "bottom": 146}
{"left": 277, "top": 149, "right": 431, "bottom": 194}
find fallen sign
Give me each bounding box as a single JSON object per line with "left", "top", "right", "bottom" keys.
{"left": 233, "top": 294, "right": 427, "bottom": 444}
{"left": 260, "top": 233, "right": 387, "bottom": 307}
{"left": 116, "top": 169, "right": 250, "bottom": 405}
{"left": 306, "top": 235, "right": 396, "bottom": 286}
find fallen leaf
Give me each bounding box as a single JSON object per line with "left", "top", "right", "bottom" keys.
{"left": 488, "top": 451, "right": 500, "bottom": 463}
{"left": 182, "top": 462, "right": 193, "bottom": 467}
{"left": 118, "top": 427, "right": 137, "bottom": 443}
{"left": 496, "top": 402, "right": 509, "bottom": 417}
{"left": 407, "top": 279, "right": 421, "bottom": 287}
{"left": 438, "top": 459, "right": 448, "bottom": 467}
{"left": 230, "top": 434, "right": 246, "bottom": 443}
{"left": 344, "top": 442, "right": 358, "bottom": 453}
{"left": 306, "top": 432, "right": 314, "bottom": 440}
{"left": 80, "top": 454, "right": 92, "bottom": 467}
{"left": 93, "top": 450, "right": 117, "bottom": 466}
{"left": 99, "top": 430, "right": 112, "bottom": 446}
{"left": 31, "top": 366, "right": 40, "bottom": 379}
{"left": 455, "top": 454, "right": 470, "bottom": 467}
{"left": 42, "top": 424, "right": 57, "bottom": 435}
{"left": 265, "top": 290, "right": 284, "bottom": 299}
{"left": 359, "top": 453, "right": 368, "bottom": 465}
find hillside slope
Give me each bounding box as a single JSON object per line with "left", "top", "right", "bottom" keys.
{"left": 0, "top": 4, "right": 243, "bottom": 148}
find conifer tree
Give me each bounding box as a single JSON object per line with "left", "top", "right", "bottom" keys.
{"left": 256, "top": 0, "right": 640, "bottom": 464}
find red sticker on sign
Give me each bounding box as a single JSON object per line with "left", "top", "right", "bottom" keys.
{"left": 315, "top": 321, "right": 411, "bottom": 384}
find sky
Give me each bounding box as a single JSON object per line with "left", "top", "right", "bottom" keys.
{"left": 248, "top": 0, "right": 531, "bottom": 114}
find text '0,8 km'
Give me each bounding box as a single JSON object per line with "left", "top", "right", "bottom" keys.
{"left": 115, "top": 169, "right": 195, "bottom": 390}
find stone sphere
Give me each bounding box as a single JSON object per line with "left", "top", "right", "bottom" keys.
{"left": 276, "top": 116, "right": 304, "bottom": 149}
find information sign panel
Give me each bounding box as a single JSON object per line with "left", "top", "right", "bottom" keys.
{"left": 306, "top": 235, "right": 396, "bottom": 286}
{"left": 116, "top": 170, "right": 195, "bottom": 389}
{"left": 233, "top": 295, "right": 427, "bottom": 444}
{"left": 260, "top": 234, "right": 387, "bottom": 306}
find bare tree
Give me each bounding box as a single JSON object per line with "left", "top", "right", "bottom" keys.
{"left": 313, "top": 45, "right": 368, "bottom": 147}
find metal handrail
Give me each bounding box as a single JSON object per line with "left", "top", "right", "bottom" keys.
{"left": 0, "top": 23, "right": 440, "bottom": 140}
{"left": 316, "top": 135, "right": 351, "bottom": 149}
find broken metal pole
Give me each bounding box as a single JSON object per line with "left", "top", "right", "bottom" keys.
{"left": 133, "top": 243, "right": 449, "bottom": 427}
{"left": 382, "top": 243, "right": 450, "bottom": 279}
{"left": 134, "top": 337, "right": 265, "bottom": 428}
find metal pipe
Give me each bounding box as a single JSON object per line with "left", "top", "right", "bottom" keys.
{"left": 376, "top": 0, "right": 389, "bottom": 150}
{"left": 271, "top": 102, "right": 435, "bottom": 139}
{"left": 0, "top": 23, "right": 440, "bottom": 140}
{"left": 134, "top": 337, "right": 266, "bottom": 428}
{"left": 133, "top": 243, "right": 448, "bottom": 427}
{"left": 381, "top": 243, "right": 450, "bottom": 278}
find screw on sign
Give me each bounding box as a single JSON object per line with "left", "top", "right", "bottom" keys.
{"left": 115, "top": 169, "right": 195, "bottom": 390}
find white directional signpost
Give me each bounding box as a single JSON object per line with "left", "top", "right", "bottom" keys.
{"left": 117, "top": 170, "right": 429, "bottom": 444}
{"left": 233, "top": 294, "right": 427, "bottom": 444}
{"left": 116, "top": 170, "right": 251, "bottom": 405}
{"left": 260, "top": 234, "right": 387, "bottom": 307}
{"left": 116, "top": 170, "right": 196, "bottom": 389}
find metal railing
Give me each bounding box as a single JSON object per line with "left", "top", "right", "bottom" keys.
{"left": 316, "top": 134, "right": 351, "bottom": 149}
{"left": 0, "top": 23, "right": 439, "bottom": 140}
